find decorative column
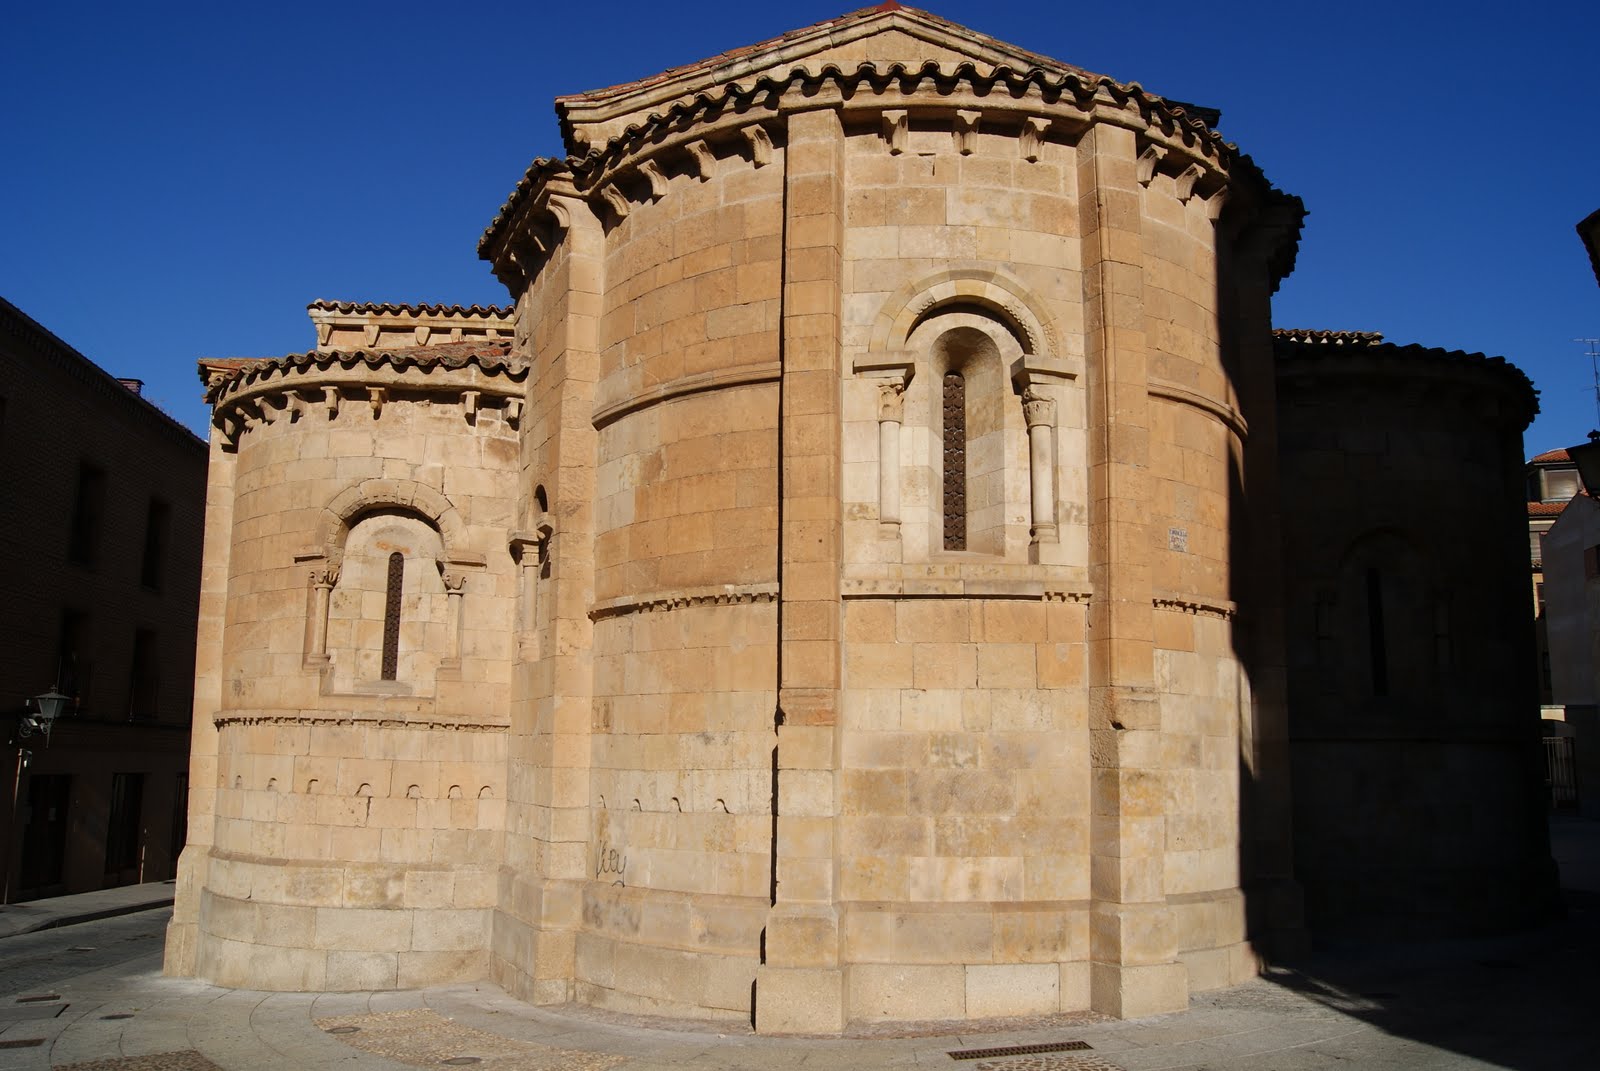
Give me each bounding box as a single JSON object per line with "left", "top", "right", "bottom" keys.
{"left": 1011, "top": 354, "right": 1077, "bottom": 565}
{"left": 509, "top": 522, "right": 554, "bottom": 661}
{"left": 441, "top": 571, "right": 466, "bottom": 667}
{"left": 878, "top": 381, "right": 905, "bottom": 530}
{"left": 307, "top": 565, "right": 339, "bottom": 665}
{"left": 1021, "top": 387, "right": 1058, "bottom": 546}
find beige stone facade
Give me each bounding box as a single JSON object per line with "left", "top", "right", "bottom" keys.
{"left": 165, "top": 5, "right": 1553, "bottom": 1031}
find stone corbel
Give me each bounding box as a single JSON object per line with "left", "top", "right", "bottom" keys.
{"left": 686, "top": 140, "right": 715, "bottom": 181}
{"left": 881, "top": 109, "right": 908, "bottom": 155}
{"left": 1020, "top": 116, "right": 1050, "bottom": 163}
{"left": 322, "top": 385, "right": 340, "bottom": 420}
{"left": 1137, "top": 143, "right": 1166, "bottom": 187}
{"left": 367, "top": 387, "right": 386, "bottom": 419}
{"left": 639, "top": 160, "right": 669, "bottom": 202}
{"left": 315, "top": 322, "right": 333, "bottom": 348}
{"left": 364, "top": 324, "right": 381, "bottom": 348}
{"left": 414, "top": 325, "right": 431, "bottom": 346}
{"left": 1203, "top": 187, "right": 1230, "bottom": 221}
{"left": 505, "top": 397, "right": 523, "bottom": 427}
{"left": 462, "top": 390, "right": 479, "bottom": 425}
{"left": 954, "top": 110, "right": 981, "bottom": 156}
{"left": 1175, "top": 163, "right": 1205, "bottom": 203}
{"left": 742, "top": 124, "right": 773, "bottom": 168}
{"left": 600, "top": 183, "right": 630, "bottom": 220}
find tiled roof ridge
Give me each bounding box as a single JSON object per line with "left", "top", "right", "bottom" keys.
{"left": 198, "top": 340, "right": 523, "bottom": 403}
{"left": 308, "top": 300, "right": 513, "bottom": 317}
{"left": 479, "top": 59, "right": 1227, "bottom": 258}
{"left": 1274, "top": 332, "right": 1539, "bottom": 419}
{"left": 1273, "top": 328, "right": 1386, "bottom": 345}
{"left": 558, "top": 4, "right": 1101, "bottom": 109}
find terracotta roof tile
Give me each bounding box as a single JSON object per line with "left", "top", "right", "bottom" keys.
{"left": 307, "top": 300, "right": 512, "bottom": 317}
{"left": 198, "top": 341, "right": 522, "bottom": 402}
{"left": 1272, "top": 328, "right": 1386, "bottom": 345}
{"left": 1529, "top": 500, "right": 1569, "bottom": 516}
{"left": 479, "top": 6, "right": 1238, "bottom": 260}
{"left": 1531, "top": 447, "right": 1572, "bottom": 464}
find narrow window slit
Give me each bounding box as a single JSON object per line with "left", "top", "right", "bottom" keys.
{"left": 382, "top": 551, "right": 403, "bottom": 680}
{"left": 943, "top": 371, "right": 967, "bottom": 550}
{"left": 1366, "top": 566, "right": 1388, "bottom": 696}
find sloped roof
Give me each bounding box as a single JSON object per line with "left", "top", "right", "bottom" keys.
{"left": 307, "top": 300, "right": 512, "bottom": 318}
{"left": 480, "top": 4, "right": 1235, "bottom": 260}
{"left": 1273, "top": 328, "right": 1539, "bottom": 425}
{"left": 1531, "top": 448, "right": 1572, "bottom": 464}
{"left": 1529, "top": 500, "right": 1569, "bottom": 517}
{"left": 199, "top": 341, "right": 522, "bottom": 404}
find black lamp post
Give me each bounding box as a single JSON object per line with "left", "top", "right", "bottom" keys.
{"left": 3, "top": 687, "right": 73, "bottom": 903}
{"left": 21, "top": 688, "right": 72, "bottom": 741}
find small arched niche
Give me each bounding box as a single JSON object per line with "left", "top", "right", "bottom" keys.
{"left": 326, "top": 508, "right": 449, "bottom": 693}
{"left": 904, "top": 304, "right": 1028, "bottom": 558}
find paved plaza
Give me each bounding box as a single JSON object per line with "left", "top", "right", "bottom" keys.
{"left": 1, "top": 818, "right": 1594, "bottom": 1070}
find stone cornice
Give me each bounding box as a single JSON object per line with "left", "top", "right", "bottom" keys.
{"left": 213, "top": 709, "right": 510, "bottom": 732}
{"left": 589, "top": 583, "right": 780, "bottom": 620}
{"left": 201, "top": 343, "right": 528, "bottom": 449}
{"left": 481, "top": 68, "right": 1242, "bottom": 281}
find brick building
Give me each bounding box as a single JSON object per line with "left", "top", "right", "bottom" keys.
{"left": 0, "top": 297, "right": 206, "bottom": 902}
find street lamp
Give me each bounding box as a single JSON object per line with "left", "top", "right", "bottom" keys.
{"left": 21, "top": 688, "right": 73, "bottom": 741}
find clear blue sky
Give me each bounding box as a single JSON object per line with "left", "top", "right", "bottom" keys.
{"left": 5, "top": 0, "right": 1597, "bottom": 455}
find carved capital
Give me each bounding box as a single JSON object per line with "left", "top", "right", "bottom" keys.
{"left": 1021, "top": 387, "right": 1056, "bottom": 429}
{"left": 441, "top": 571, "right": 466, "bottom": 594}
{"left": 877, "top": 380, "right": 906, "bottom": 423}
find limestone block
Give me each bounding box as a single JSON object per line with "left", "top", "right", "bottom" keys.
{"left": 848, "top": 963, "right": 964, "bottom": 1020}
{"left": 966, "top": 963, "right": 1059, "bottom": 1017}
{"left": 754, "top": 965, "right": 844, "bottom": 1034}
{"left": 325, "top": 950, "right": 399, "bottom": 990}
{"left": 312, "top": 906, "right": 413, "bottom": 952}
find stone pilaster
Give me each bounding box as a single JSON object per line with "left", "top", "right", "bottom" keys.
{"left": 164, "top": 432, "right": 236, "bottom": 974}
{"left": 1078, "top": 122, "right": 1187, "bottom": 1018}
{"left": 757, "top": 106, "right": 846, "bottom": 1034}
{"left": 503, "top": 192, "right": 605, "bottom": 1005}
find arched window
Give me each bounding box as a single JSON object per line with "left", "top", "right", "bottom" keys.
{"left": 381, "top": 551, "right": 404, "bottom": 681}
{"left": 942, "top": 372, "right": 967, "bottom": 551}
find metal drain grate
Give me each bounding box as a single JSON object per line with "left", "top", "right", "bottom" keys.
{"left": 0, "top": 1038, "right": 45, "bottom": 1049}
{"left": 950, "top": 1041, "right": 1093, "bottom": 1060}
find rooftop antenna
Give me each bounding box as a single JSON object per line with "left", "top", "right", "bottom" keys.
{"left": 1581, "top": 338, "right": 1600, "bottom": 430}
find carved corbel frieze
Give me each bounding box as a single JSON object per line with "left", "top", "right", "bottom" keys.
{"left": 1137, "top": 143, "right": 1166, "bottom": 187}
{"left": 954, "top": 109, "right": 981, "bottom": 155}
{"left": 741, "top": 123, "right": 773, "bottom": 168}
{"left": 881, "top": 109, "right": 908, "bottom": 155}
{"left": 686, "top": 140, "right": 715, "bottom": 181}
{"left": 600, "top": 183, "right": 630, "bottom": 220}
{"left": 1020, "top": 116, "right": 1050, "bottom": 163}
{"left": 1175, "top": 163, "right": 1206, "bottom": 203}
{"left": 639, "top": 159, "right": 669, "bottom": 202}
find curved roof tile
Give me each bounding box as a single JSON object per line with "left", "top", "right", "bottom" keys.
{"left": 308, "top": 300, "right": 513, "bottom": 317}
{"left": 199, "top": 341, "right": 523, "bottom": 403}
